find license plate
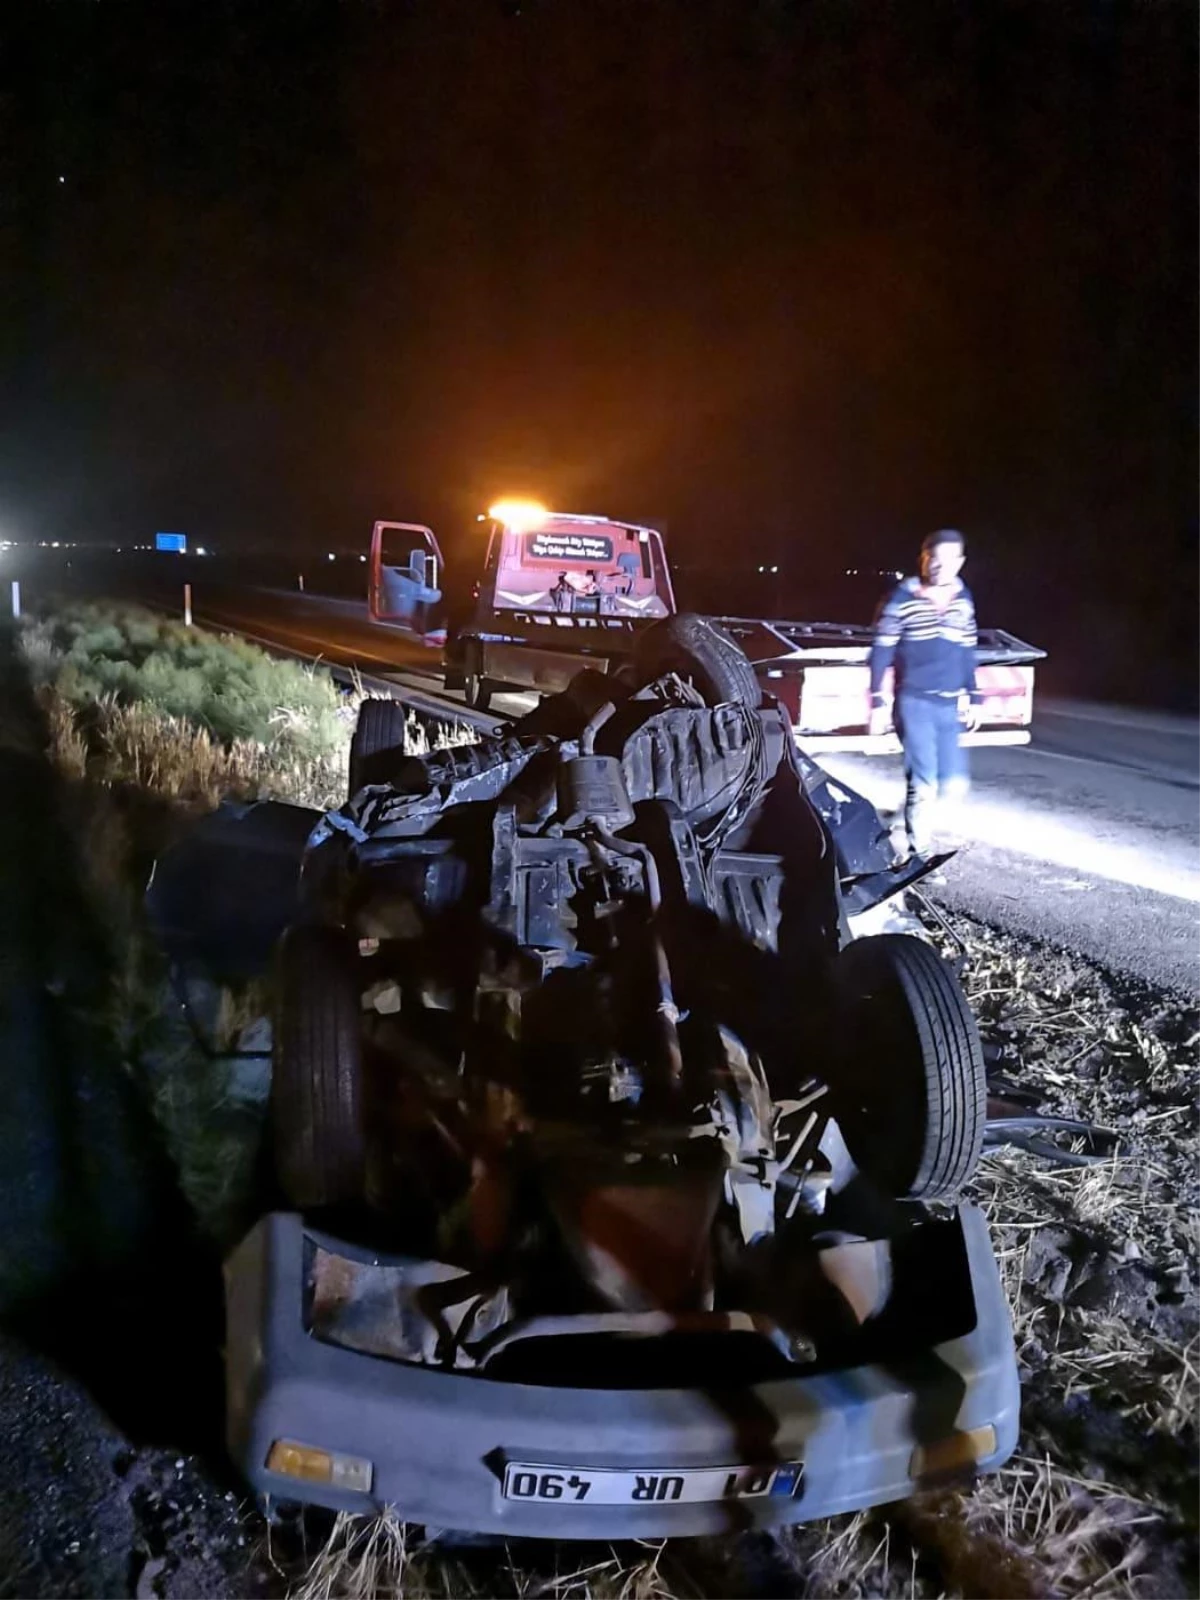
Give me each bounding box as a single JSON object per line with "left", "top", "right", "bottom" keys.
{"left": 502, "top": 1460, "right": 803, "bottom": 1506}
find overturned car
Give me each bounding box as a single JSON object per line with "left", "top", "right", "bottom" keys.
{"left": 226, "top": 615, "right": 1018, "bottom": 1536}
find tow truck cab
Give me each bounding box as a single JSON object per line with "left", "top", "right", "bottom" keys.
{"left": 475, "top": 511, "right": 674, "bottom": 620}
{"left": 445, "top": 512, "right": 676, "bottom": 709}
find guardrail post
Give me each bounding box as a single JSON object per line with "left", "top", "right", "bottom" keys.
{"left": 10, "top": 580, "right": 19, "bottom": 619}
{"left": 183, "top": 583, "right": 193, "bottom": 627}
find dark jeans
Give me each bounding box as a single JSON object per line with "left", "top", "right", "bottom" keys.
{"left": 894, "top": 692, "right": 969, "bottom": 855}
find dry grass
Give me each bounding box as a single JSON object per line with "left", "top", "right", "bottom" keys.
{"left": 21, "top": 603, "right": 470, "bottom": 814}
{"left": 281, "top": 1511, "right": 429, "bottom": 1600}
{"left": 785, "top": 1510, "right": 900, "bottom": 1598}
{"left": 35, "top": 677, "right": 470, "bottom": 814}
{"left": 37, "top": 688, "right": 353, "bottom": 811}
{"left": 142, "top": 1008, "right": 266, "bottom": 1243}
{"left": 960, "top": 1458, "right": 1168, "bottom": 1597}
{"left": 282, "top": 1513, "right": 701, "bottom": 1600}
{"left": 949, "top": 922, "right": 1198, "bottom": 1597}
{"left": 281, "top": 1507, "right": 933, "bottom": 1600}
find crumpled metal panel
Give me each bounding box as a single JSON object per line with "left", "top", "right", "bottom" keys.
{"left": 308, "top": 1246, "right": 511, "bottom": 1370}
{"left": 791, "top": 749, "right": 894, "bottom": 880}
{"left": 311, "top": 735, "right": 556, "bottom": 848}
{"left": 305, "top": 1233, "right": 893, "bottom": 1373}
{"left": 620, "top": 705, "right": 756, "bottom": 827}
{"left": 711, "top": 853, "right": 786, "bottom": 951}
{"left": 471, "top": 1306, "right": 813, "bottom": 1368}
{"left": 542, "top": 1155, "right": 726, "bottom": 1314}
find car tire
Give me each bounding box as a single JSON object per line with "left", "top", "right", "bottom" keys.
{"left": 633, "top": 613, "right": 761, "bottom": 709}
{"left": 348, "top": 697, "right": 411, "bottom": 795}
{"left": 270, "top": 925, "right": 365, "bottom": 1211}
{"left": 833, "top": 933, "right": 985, "bottom": 1200}
{"left": 463, "top": 647, "right": 492, "bottom": 712}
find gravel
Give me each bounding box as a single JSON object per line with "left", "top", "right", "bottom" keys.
{"left": 0, "top": 1336, "right": 262, "bottom": 1600}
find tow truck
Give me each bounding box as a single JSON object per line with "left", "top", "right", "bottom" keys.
{"left": 367, "top": 501, "right": 1044, "bottom": 751}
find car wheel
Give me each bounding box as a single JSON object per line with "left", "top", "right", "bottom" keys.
{"left": 633, "top": 613, "right": 761, "bottom": 709}
{"left": 270, "top": 925, "right": 365, "bottom": 1211}
{"left": 833, "top": 933, "right": 985, "bottom": 1200}
{"left": 348, "top": 697, "right": 411, "bottom": 795}
{"left": 463, "top": 649, "right": 492, "bottom": 712}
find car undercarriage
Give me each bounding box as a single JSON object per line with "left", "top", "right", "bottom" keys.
{"left": 223, "top": 616, "right": 1017, "bottom": 1530}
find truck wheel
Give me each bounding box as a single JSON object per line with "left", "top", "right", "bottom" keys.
{"left": 634, "top": 614, "right": 761, "bottom": 709}
{"left": 348, "top": 698, "right": 411, "bottom": 795}
{"left": 833, "top": 933, "right": 984, "bottom": 1201}
{"left": 463, "top": 647, "right": 492, "bottom": 712}
{"left": 270, "top": 925, "right": 365, "bottom": 1211}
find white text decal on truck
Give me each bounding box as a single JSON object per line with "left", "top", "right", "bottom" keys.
{"left": 528, "top": 531, "right": 615, "bottom": 562}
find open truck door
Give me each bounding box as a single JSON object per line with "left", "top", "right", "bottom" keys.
{"left": 368, "top": 521, "right": 447, "bottom": 645}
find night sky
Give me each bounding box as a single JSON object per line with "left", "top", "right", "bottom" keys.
{"left": 2, "top": 1, "right": 1195, "bottom": 704}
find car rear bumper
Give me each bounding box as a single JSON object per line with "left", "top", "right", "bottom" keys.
{"left": 225, "top": 1207, "right": 1019, "bottom": 1538}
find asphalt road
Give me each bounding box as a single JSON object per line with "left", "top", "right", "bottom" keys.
{"left": 151, "top": 584, "right": 1200, "bottom": 996}
{"left": 823, "top": 704, "right": 1199, "bottom": 998}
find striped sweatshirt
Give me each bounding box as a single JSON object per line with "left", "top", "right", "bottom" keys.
{"left": 868, "top": 576, "right": 980, "bottom": 702}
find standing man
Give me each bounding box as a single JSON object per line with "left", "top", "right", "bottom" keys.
{"left": 868, "top": 529, "right": 982, "bottom": 860}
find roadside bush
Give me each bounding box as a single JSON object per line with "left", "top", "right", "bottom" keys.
{"left": 22, "top": 604, "right": 474, "bottom": 813}
{"left": 21, "top": 604, "right": 354, "bottom": 809}
{"left": 22, "top": 603, "right": 346, "bottom": 765}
